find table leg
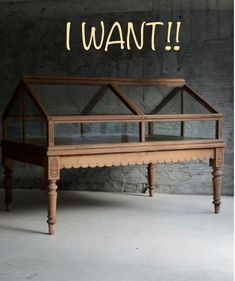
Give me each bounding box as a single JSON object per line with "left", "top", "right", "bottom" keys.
{"left": 47, "top": 179, "right": 58, "bottom": 235}
{"left": 210, "top": 148, "right": 223, "bottom": 214}
{"left": 147, "top": 163, "right": 155, "bottom": 197}
{"left": 4, "top": 159, "right": 14, "bottom": 211}
{"left": 212, "top": 167, "right": 222, "bottom": 214}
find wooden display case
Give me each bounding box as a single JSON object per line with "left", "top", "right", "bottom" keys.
{"left": 2, "top": 76, "right": 224, "bottom": 235}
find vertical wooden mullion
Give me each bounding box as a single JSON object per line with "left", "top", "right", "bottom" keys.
{"left": 22, "top": 91, "right": 26, "bottom": 143}
{"left": 148, "top": 122, "right": 154, "bottom": 135}
{"left": 80, "top": 123, "right": 84, "bottom": 136}
{"left": 2, "top": 119, "right": 7, "bottom": 140}
{"left": 180, "top": 89, "right": 184, "bottom": 137}
{"left": 48, "top": 120, "right": 55, "bottom": 146}
{"left": 216, "top": 119, "right": 223, "bottom": 139}
{"left": 139, "top": 121, "right": 145, "bottom": 142}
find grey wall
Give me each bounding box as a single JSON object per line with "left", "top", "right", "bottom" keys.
{"left": 0, "top": 0, "right": 233, "bottom": 195}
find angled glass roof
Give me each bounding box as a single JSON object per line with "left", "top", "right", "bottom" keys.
{"left": 31, "top": 84, "right": 134, "bottom": 116}
{"left": 2, "top": 76, "right": 219, "bottom": 120}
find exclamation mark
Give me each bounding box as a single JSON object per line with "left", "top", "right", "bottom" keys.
{"left": 165, "top": 21, "right": 181, "bottom": 51}
{"left": 174, "top": 22, "right": 181, "bottom": 51}
{"left": 165, "top": 22, "right": 172, "bottom": 51}
{"left": 66, "top": 21, "right": 71, "bottom": 51}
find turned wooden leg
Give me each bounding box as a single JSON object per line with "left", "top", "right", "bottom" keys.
{"left": 3, "top": 160, "right": 14, "bottom": 211}
{"left": 47, "top": 180, "right": 58, "bottom": 235}
{"left": 212, "top": 167, "right": 222, "bottom": 214}
{"left": 147, "top": 163, "right": 155, "bottom": 197}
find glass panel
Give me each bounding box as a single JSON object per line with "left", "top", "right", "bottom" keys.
{"left": 146, "top": 120, "right": 216, "bottom": 141}
{"left": 156, "top": 90, "right": 212, "bottom": 115}
{"left": 31, "top": 85, "right": 133, "bottom": 115}
{"left": 156, "top": 93, "right": 181, "bottom": 114}
{"left": 24, "top": 91, "right": 47, "bottom": 145}
{"left": 184, "top": 120, "right": 216, "bottom": 138}
{"left": 54, "top": 122, "right": 140, "bottom": 145}
{"left": 5, "top": 91, "right": 23, "bottom": 141}
{"left": 121, "top": 85, "right": 175, "bottom": 114}
{"left": 121, "top": 86, "right": 212, "bottom": 115}
{"left": 6, "top": 119, "right": 23, "bottom": 141}
{"left": 183, "top": 91, "right": 211, "bottom": 114}
{"left": 147, "top": 121, "right": 181, "bottom": 137}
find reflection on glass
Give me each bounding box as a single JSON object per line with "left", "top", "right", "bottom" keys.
{"left": 6, "top": 89, "right": 23, "bottom": 141}
{"left": 146, "top": 120, "right": 216, "bottom": 141}
{"left": 24, "top": 91, "right": 47, "bottom": 144}
{"left": 32, "top": 85, "right": 133, "bottom": 115}
{"left": 54, "top": 122, "right": 140, "bottom": 145}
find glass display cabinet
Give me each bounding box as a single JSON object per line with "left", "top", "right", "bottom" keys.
{"left": 2, "top": 76, "right": 224, "bottom": 235}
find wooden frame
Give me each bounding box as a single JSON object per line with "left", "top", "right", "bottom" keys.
{"left": 2, "top": 76, "right": 224, "bottom": 235}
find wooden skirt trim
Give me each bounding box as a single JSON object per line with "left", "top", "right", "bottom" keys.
{"left": 59, "top": 148, "right": 215, "bottom": 169}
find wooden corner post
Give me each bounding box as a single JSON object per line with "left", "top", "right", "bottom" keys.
{"left": 3, "top": 158, "right": 14, "bottom": 211}
{"left": 147, "top": 163, "right": 155, "bottom": 197}
{"left": 210, "top": 148, "right": 224, "bottom": 214}
{"left": 46, "top": 156, "right": 60, "bottom": 235}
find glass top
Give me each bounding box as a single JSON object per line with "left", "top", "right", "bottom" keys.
{"left": 31, "top": 84, "right": 133, "bottom": 115}
{"left": 27, "top": 82, "right": 213, "bottom": 116}
{"left": 2, "top": 77, "right": 220, "bottom": 146}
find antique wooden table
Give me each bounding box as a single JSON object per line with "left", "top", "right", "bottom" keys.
{"left": 2, "top": 76, "right": 224, "bottom": 235}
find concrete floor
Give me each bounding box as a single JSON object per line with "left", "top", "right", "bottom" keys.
{"left": 0, "top": 190, "right": 233, "bottom": 281}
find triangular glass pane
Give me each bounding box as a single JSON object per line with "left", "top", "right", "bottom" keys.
{"left": 183, "top": 90, "right": 211, "bottom": 114}
{"left": 88, "top": 87, "right": 133, "bottom": 115}
{"left": 156, "top": 89, "right": 212, "bottom": 115}
{"left": 121, "top": 85, "right": 177, "bottom": 114}
{"left": 31, "top": 84, "right": 133, "bottom": 115}
{"left": 7, "top": 90, "right": 22, "bottom": 117}
{"left": 24, "top": 91, "right": 47, "bottom": 145}
{"left": 6, "top": 90, "right": 23, "bottom": 141}
{"left": 156, "top": 92, "right": 181, "bottom": 114}
{"left": 122, "top": 85, "right": 212, "bottom": 115}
